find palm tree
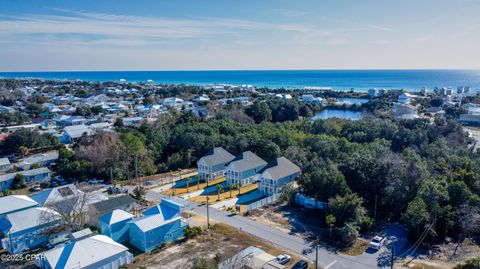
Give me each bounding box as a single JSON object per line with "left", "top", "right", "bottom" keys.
{"left": 18, "top": 146, "right": 29, "bottom": 157}
{"left": 229, "top": 184, "right": 235, "bottom": 198}
{"left": 216, "top": 184, "right": 223, "bottom": 201}
{"left": 237, "top": 182, "right": 242, "bottom": 195}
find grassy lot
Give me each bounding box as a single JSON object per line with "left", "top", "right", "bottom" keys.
{"left": 189, "top": 183, "right": 259, "bottom": 204}
{"left": 125, "top": 221, "right": 315, "bottom": 269}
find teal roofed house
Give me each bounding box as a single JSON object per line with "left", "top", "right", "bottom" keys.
{"left": 99, "top": 209, "right": 134, "bottom": 243}
{"left": 129, "top": 199, "right": 188, "bottom": 252}
{"left": 225, "top": 151, "right": 267, "bottom": 187}
{"left": 197, "top": 147, "right": 235, "bottom": 183}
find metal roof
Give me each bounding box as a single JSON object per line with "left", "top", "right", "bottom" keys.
{"left": 0, "top": 207, "right": 61, "bottom": 234}
{"left": 41, "top": 235, "right": 129, "bottom": 269}
{"left": 0, "top": 195, "right": 38, "bottom": 215}
{"left": 99, "top": 209, "right": 134, "bottom": 225}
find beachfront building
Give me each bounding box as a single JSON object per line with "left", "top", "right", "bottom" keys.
{"left": 129, "top": 199, "right": 188, "bottom": 252}
{"left": 99, "top": 209, "right": 134, "bottom": 243}
{"left": 0, "top": 207, "right": 62, "bottom": 253}
{"left": 225, "top": 151, "right": 267, "bottom": 187}
{"left": 258, "top": 157, "right": 301, "bottom": 195}
{"left": 197, "top": 147, "right": 235, "bottom": 183}
{"left": 0, "top": 167, "right": 51, "bottom": 191}
{"left": 36, "top": 235, "right": 133, "bottom": 269}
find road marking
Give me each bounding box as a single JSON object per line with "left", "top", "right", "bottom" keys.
{"left": 325, "top": 260, "right": 338, "bottom": 269}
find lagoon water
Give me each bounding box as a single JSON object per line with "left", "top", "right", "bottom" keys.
{"left": 1, "top": 70, "right": 480, "bottom": 91}
{"left": 313, "top": 109, "right": 364, "bottom": 121}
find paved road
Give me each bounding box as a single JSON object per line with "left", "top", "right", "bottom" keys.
{"left": 189, "top": 203, "right": 407, "bottom": 269}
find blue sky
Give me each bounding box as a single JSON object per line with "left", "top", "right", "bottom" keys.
{"left": 0, "top": 0, "right": 479, "bottom": 71}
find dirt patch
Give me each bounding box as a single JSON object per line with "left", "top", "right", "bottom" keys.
{"left": 339, "top": 239, "right": 369, "bottom": 256}
{"left": 247, "top": 202, "right": 326, "bottom": 241}
{"left": 125, "top": 219, "right": 312, "bottom": 269}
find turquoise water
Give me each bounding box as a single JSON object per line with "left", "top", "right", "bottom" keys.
{"left": 313, "top": 109, "right": 364, "bottom": 120}
{"left": 1, "top": 70, "right": 479, "bottom": 91}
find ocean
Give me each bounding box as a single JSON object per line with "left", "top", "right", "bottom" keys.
{"left": 1, "top": 70, "right": 480, "bottom": 91}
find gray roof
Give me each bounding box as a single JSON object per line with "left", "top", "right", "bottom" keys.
{"left": 0, "top": 195, "right": 38, "bottom": 215}
{"left": 64, "top": 125, "right": 95, "bottom": 139}
{"left": 0, "top": 167, "right": 51, "bottom": 183}
{"left": 260, "top": 157, "right": 301, "bottom": 181}
{"left": 198, "top": 147, "right": 235, "bottom": 167}
{"left": 90, "top": 195, "right": 135, "bottom": 213}
{"left": 0, "top": 158, "right": 11, "bottom": 166}
{"left": 228, "top": 151, "right": 267, "bottom": 172}
{"left": 19, "top": 151, "right": 58, "bottom": 165}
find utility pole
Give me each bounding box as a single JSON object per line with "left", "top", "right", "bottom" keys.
{"left": 206, "top": 195, "right": 210, "bottom": 229}
{"left": 374, "top": 195, "right": 378, "bottom": 222}
{"left": 315, "top": 237, "right": 319, "bottom": 269}
{"left": 110, "top": 166, "right": 114, "bottom": 186}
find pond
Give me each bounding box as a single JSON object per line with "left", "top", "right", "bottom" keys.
{"left": 335, "top": 98, "right": 369, "bottom": 105}
{"left": 312, "top": 109, "right": 364, "bottom": 121}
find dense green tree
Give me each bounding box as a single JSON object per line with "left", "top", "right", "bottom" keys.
{"left": 245, "top": 101, "right": 272, "bottom": 123}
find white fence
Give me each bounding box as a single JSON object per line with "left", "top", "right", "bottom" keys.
{"left": 295, "top": 193, "right": 327, "bottom": 209}
{"left": 241, "top": 194, "right": 281, "bottom": 212}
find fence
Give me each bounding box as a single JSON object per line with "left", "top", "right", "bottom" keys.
{"left": 295, "top": 193, "right": 327, "bottom": 210}
{"left": 238, "top": 194, "right": 281, "bottom": 213}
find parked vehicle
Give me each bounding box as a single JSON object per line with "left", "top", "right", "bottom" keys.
{"left": 29, "top": 185, "right": 41, "bottom": 192}
{"left": 143, "top": 181, "right": 155, "bottom": 186}
{"left": 50, "top": 181, "right": 59, "bottom": 187}
{"left": 276, "top": 254, "right": 291, "bottom": 265}
{"left": 369, "top": 236, "right": 386, "bottom": 250}
{"left": 291, "top": 259, "right": 308, "bottom": 269}
{"left": 107, "top": 186, "right": 123, "bottom": 194}
{"left": 88, "top": 179, "right": 104, "bottom": 185}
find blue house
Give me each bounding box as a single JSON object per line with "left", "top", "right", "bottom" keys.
{"left": 0, "top": 167, "right": 51, "bottom": 191}
{"left": 99, "top": 209, "right": 134, "bottom": 243}
{"left": 225, "top": 151, "right": 267, "bottom": 186}
{"left": 0, "top": 207, "right": 62, "bottom": 253}
{"left": 258, "top": 157, "right": 301, "bottom": 195}
{"left": 128, "top": 199, "right": 188, "bottom": 252}
{"left": 197, "top": 147, "right": 235, "bottom": 183}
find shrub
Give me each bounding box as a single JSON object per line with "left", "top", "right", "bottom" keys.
{"left": 184, "top": 226, "right": 202, "bottom": 239}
